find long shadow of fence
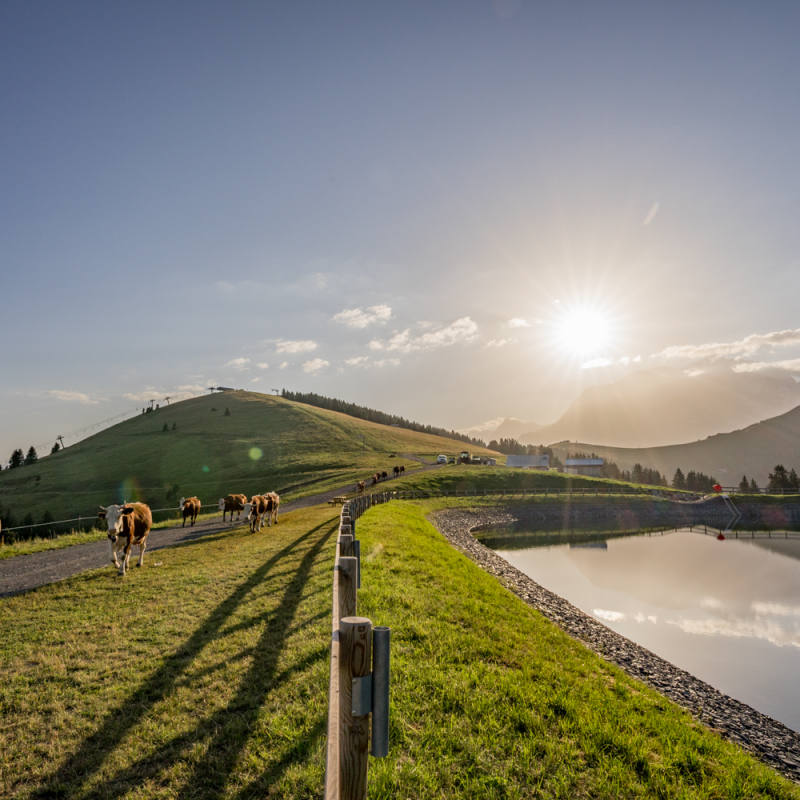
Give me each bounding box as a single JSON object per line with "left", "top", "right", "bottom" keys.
{"left": 34, "top": 517, "right": 337, "bottom": 800}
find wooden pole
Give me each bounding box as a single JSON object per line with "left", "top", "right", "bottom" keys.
{"left": 338, "top": 557, "right": 358, "bottom": 619}
{"left": 339, "top": 616, "right": 372, "bottom": 800}
{"left": 340, "top": 534, "right": 354, "bottom": 559}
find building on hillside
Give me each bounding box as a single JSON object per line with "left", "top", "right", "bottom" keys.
{"left": 565, "top": 458, "right": 604, "bottom": 477}
{"left": 506, "top": 454, "right": 550, "bottom": 469}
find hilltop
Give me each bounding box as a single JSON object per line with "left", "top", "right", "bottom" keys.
{"left": 548, "top": 403, "right": 800, "bottom": 486}
{"left": 0, "top": 390, "right": 496, "bottom": 524}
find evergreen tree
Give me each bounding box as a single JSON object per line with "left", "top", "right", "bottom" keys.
{"left": 750, "top": 477, "right": 760, "bottom": 492}
{"left": 50, "top": 442, "right": 60, "bottom": 455}
{"left": 162, "top": 423, "right": 169, "bottom": 432}
{"left": 172, "top": 422, "right": 177, "bottom": 430}
{"left": 24, "top": 446, "right": 38, "bottom": 465}
{"left": 224, "top": 407, "right": 231, "bottom": 417}
{"left": 768, "top": 464, "right": 790, "bottom": 491}
{"left": 9, "top": 449, "right": 24, "bottom": 469}
{"left": 790, "top": 469, "right": 800, "bottom": 490}
{"left": 739, "top": 475, "right": 749, "bottom": 492}
{"left": 672, "top": 468, "right": 686, "bottom": 490}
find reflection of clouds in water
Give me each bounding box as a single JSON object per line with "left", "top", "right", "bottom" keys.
{"left": 752, "top": 601, "right": 800, "bottom": 617}
{"left": 701, "top": 596, "right": 723, "bottom": 609}
{"left": 594, "top": 609, "right": 625, "bottom": 622}
{"left": 634, "top": 612, "right": 658, "bottom": 623}
{"left": 669, "top": 617, "right": 800, "bottom": 649}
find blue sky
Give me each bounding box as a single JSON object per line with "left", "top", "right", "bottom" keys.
{"left": 3, "top": 1, "right": 800, "bottom": 459}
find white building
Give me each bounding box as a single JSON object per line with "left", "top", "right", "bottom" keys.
{"left": 506, "top": 454, "right": 550, "bottom": 469}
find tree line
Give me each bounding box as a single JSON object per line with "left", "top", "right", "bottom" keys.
{"left": 3, "top": 446, "right": 40, "bottom": 470}
{"left": 280, "top": 389, "right": 487, "bottom": 447}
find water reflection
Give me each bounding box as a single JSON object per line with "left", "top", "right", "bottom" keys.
{"left": 486, "top": 526, "right": 800, "bottom": 732}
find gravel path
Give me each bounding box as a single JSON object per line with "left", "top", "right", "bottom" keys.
{"left": 0, "top": 461, "right": 444, "bottom": 598}
{"left": 431, "top": 506, "right": 800, "bottom": 784}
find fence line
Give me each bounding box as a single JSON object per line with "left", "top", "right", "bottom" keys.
{"left": 1, "top": 503, "right": 219, "bottom": 534}
{"left": 325, "top": 492, "right": 392, "bottom": 800}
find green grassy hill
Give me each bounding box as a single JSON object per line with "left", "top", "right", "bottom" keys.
{"left": 549, "top": 404, "right": 800, "bottom": 486}
{"left": 0, "top": 390, "right": 496, "bottom": 525}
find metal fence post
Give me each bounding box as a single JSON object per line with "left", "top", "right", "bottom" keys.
{"left": 371, "top": 626, "right": 391, "bottom": 757}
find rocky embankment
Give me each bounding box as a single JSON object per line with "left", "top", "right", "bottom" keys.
{"left": 431, "top": 504, "right": 800, "bottom": 783}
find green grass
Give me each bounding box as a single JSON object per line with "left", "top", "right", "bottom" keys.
{"left": 0, "top": 390, "right": 495, "bottom": 526}
{"left": 0, "top": 504, "right": 339, "bottom": 799}
{"left": 355, "top": 501, "right": 800, "bottom": 798}
{"left": 3, "top": 498, "right": 797, "bottom": 798}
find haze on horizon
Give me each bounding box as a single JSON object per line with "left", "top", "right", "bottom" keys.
{"left": 3, "top": 1, "right": 800, "bottom": 461}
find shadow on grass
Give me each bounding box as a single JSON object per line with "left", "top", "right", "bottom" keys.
{"left": 34, "top": 518, "right": 336, "bottom": 800}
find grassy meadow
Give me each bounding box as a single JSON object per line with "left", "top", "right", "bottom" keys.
{"left": 0, "top": 390, "right": 495, "bottom": 528}
{"left": 2, "top": 497, "right": 799, "bottom": 798}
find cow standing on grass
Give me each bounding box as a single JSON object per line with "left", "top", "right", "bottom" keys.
{"left": 358, "top": 481, "right": 366, "bottom": 494}
{"left": 98, "top": 503, "right": 153, "bottom": 576}
{"left": 261, "top": 492, "right": 280, "bottom": 527}
{"left": 218, "top": 493, "right": 247, "bottom": 522}
{"left": 179, "top": 496, "right": 201, "bottom": 527}
{"left": 243, "top": 495, "right": 268, "bottom": 532}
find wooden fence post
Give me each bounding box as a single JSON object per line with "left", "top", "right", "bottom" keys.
{"left": 340, "top": 533, "right": 354, "bottom": 558}
{"left": 339, "top": 616, "right": 372, "bottom": 800}
{"left": 338, "top": 557, "right": 358, "bottom": 619}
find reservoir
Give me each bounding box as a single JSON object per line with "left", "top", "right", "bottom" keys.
{"left": 480, "top": 527, "right": 800, "bottom": 733}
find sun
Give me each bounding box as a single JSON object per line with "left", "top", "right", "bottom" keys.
{"left": 555, "top": 308, "right": 613, "bottom": 357}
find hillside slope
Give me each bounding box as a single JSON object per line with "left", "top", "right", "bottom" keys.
{"left": 520, "top": 363, "right": 800, "bottom": 449}
{"left": 0, "top": 390, "right": 495, "bottom": 523}
{"left": 549, "top": 404, "right": 800, "bottom": 486}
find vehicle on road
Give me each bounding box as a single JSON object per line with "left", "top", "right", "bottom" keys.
{"left": 437, "top": 454, "right": 448, "bottom": 464}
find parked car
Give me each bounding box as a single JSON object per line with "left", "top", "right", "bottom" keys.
{"left": 437, "top": 454, "right": 448, "bottom": 464}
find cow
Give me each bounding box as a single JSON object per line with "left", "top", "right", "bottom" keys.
{"left": 244, "top": 495, "right": 269, "bottom": 532}
{"left": 262, "top": 491, "right": 280, "bottom": 526}
{"left": 372, "top": 474, "right": 379, "bottom": 486}
{"left": 381, "top": 471, "right": 388, "bottom": 481}
{"left": 399, "top": 465, "right": 405, "bottom": 473}
{"left": 218, "top": 493, "right": 247, "bottom": 522}
{"left": 393, "top": 466, "right": 400, "bottom": 477}
{"left": 358, "top": 481, "right": 366, "bottom": 494}
{"left": 98, "top": 503, "right": 153, "bottom": 576}
{"left": 179, "top": 496, "right": 201, "bottom": 527}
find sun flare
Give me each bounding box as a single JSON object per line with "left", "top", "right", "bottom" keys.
{"left": 555, "top": 309, "right": 614, "bottom": 357}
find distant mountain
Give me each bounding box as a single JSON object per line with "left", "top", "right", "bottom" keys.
{"left": 549, "top": 403, "right": 800, "bottom": 486}
{"left": 490, "top": 417, "right": 543, "bottom": 440}
{"left": 520, "top": 361, "right": 800, "bottom": 449}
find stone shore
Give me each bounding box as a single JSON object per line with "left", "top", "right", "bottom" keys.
{"left": 431, "top": 505, "right": 800, "bottom": 783}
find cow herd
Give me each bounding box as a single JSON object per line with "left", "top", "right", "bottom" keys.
{"left": 96, "top": 490, "right": 281, "bottom": 577}
{"left": 359, "top": 464, "right": 405, "bottom": 493}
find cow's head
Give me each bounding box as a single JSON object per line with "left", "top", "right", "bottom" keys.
{"left": 99, "top": 504, "right": 134, "bottom": 539}
{"left": 243, "top": 502, "right": 254, "bottom": 519}
{"left": 218, "top": 498, "right": 226, "bottom": 511}
{"left": 179, "top": 497, "right": 186, "bottom": 510}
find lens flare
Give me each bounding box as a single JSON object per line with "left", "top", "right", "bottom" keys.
{"left": 249, "top": 447, "right": 263, "bottom": 461}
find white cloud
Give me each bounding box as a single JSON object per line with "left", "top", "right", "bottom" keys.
{"left": 123, "top": 388, "right": 164, "bottom": 402}
{"left": 345, "top": 356, "right": 370, "bottom": 367}
{"left": 276, "top": 340, "right": 318, "bottom": 354}
{"left": 279, "top": 361, "right": 289, "bottom": 369}
{"left": 372, "top": 358, "right": 401, "bottom": 367}
{"left": 251, "top": 377, "right": 261, "bottom": 383}
{"left": 686, "top": 369, "right": 705, "bottom": 378}
{"left": 49, "top": 390, "right": 102, "bottom": 405}
{"left": 733, "top": 358, "right": 800, "bottom": 374}
{"left": 643, "top": 202, "right": 659, "bottom": 225}
{"left": 668, "top": 617, "right": 800, "bottom": 649}
{"left": 302, "top": 358, "right": 330, "bottom": 373}
{"left": 224, "top": 357, "right": 250, "bottom": 370}
{"left": 487, "top": 338, "right": 515, "bottom": 348}
{"left": 581, "top": 358, "right": 613, "bottom": 370}
{"left": 507, "top": 318, "right": 530, "bottom": 328}
{"left": 177, "top": 384, "right": 207, "bottom": 393}
{"left": 256, "top": 362, "right": 269, "bottom": 369}
{"left": 658, "top": 328, "right": 800, "bottom": 361}
{"left": 332, "top": 304, "right": 392, "bottom": 329}
{"left": 369, "top": 317, "right": 478, "bottom": 353}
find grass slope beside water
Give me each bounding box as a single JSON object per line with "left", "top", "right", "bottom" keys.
{"left": 0, "top": 390, "right": 496, "bottom": 525}
{"left": 2, "top": 498, "right": 797, "bottom": 798}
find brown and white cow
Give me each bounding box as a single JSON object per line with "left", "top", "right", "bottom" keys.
{"left": 261, "top": 491, "right": 280, "bottom": 527}
{"left": 371, "top": 474, "right": 379, "bottom": 486}
{"left": 218, "top": 493, "right": 247, "bottom": 522}
{"left": 98, "top": 503, "right": 153, "bottom": 576}
{"left": 244, "top": 495, "right": 269, "bottom": 532}
{"left": 179, "top": 496, "right": 201, "bottom": 527}
{"left": 357, "top": 481, "right": 366, "bottom": 494}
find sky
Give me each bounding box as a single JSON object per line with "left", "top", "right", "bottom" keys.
{"left": 3, "top": 1, "right": 800, "bottom": 460}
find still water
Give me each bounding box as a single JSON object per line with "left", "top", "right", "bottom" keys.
{"left": 485, "top": 528, "right": 800, "bottom": 732}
